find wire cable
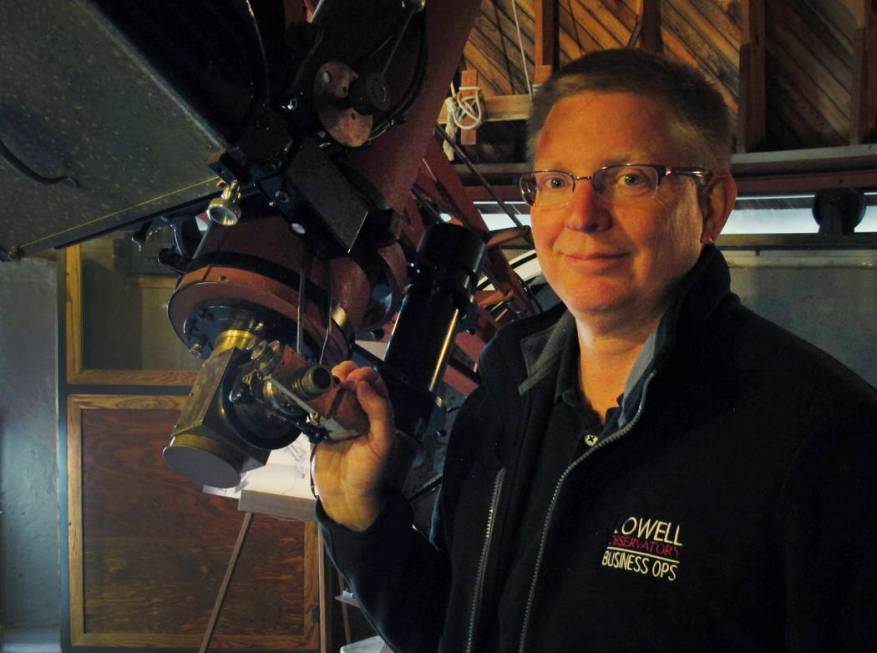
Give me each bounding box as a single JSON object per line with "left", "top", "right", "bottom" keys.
{"left": 434, "top": 126, "right": 527, "bottom": 231}
{"left": 0, "top": 137, "right": 79, "bottom": 187}
{"left": 510, "top": 0, "right": 533, "bottom": 97}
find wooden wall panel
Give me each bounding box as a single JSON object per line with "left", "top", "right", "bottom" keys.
{"left": 454, "top": 0, "right": 872, "bottom": 162}
{"left": 765, "top": 0, "right": 855, "bottom": 147}
{"left": 660, "top": 0, "right": 740, "bottom": 116}
{"left": 68, "top": 395, "right": 319, "bottom": 649}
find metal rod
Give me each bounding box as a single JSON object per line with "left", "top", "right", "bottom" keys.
{"left": 433, "top": 126, "right": 524, "bottom": 228}
{"left": 380, "top": 2, "right": 419, "bottom": 77}
{"left": 297, "top": 249, "right": 312, "bottom": 354}
{"left": 198, "top": 511, "right": 254, "bottom": 653}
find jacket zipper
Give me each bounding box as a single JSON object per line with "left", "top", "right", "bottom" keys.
{"left": 517, "top": 371, "right": 656, "bottom": 653}
{"left": 464, "top": 466, "right": 507, "bottom": 653}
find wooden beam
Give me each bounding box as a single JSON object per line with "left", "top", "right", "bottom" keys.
{"left": 534, "top": 0, "right": 557, "bottom": 84}
{"left": 438, "top": 93, "right": 531, "bottom": 124}
{"left": 634, "top": 0, "right": 662, "bottom": 52}
{"left": 737, "top": 0, "right": 766, "bottom": 152}
{"left": 851, "top": 1, "right": 877, "bottom": 144}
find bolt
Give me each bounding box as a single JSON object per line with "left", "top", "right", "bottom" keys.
{"left": 189, "top": 342, "right": 204, "bottom": 357}
{"left": 291, "top": 222, "right": 307, "bottom": 235}
{"left": 250, "top": 339, "right": 268, "bottom": 361}
{"left": 274, "top": 190, "right": 290, "bottom": 204}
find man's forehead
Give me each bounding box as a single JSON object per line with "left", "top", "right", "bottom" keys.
{"left": 535, "top": 91, "right": 692, "bottom": 167}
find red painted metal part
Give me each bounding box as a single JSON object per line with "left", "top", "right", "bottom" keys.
{"left": 171, "top": 0, "right": 497, "bottom": 398}
{"left": 419, "top": 138, "right": 538, "bottom": 318}
{"left": 348, "top": 0, "right": 484, "bottom": 214}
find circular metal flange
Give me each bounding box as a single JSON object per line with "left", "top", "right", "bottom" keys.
{"left": 313, "top": 61, "right": 373, "bottom": 147}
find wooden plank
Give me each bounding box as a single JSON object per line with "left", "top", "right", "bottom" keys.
{"left": 489, "top": 0, "right": 537, "bottom": 94}
{"left": 768, "top": 0, "right": 853, "bottom": 99}
{"left": 737, "top": 0, "right": 766, "bottom": 152}
{"left": 787, "top": 0, "right": 855, "bottom": 90}
{"left": 663, "top": 1, "right": 738, "bottom": 91}
{"left": 68, "top": 394, "right": 320, "bottom": 649}
{"left": 65, "top": 242, "right": 198, "bottom": 386}
{"left": 535, "top": 0, "right": 557, "bottom": 71}
{"left": 468, "top": 17, "right": 519, "bottom": 94}
{"left": 462, "top": 43, "right": 511, "bottom": 96}
{"left": 851, "top": 1, "right": 877, "bottom": 143}
{"left": 567, "top": 0, "right": 629, "bottom": 50}
{"left": 557, "top": 0, "right": 601, "bottom": 59}
{"left": 735, "top": 167, "right": 877, "bottom": 194}
{"left": 132, "top": 275, "right": 177, "bottom": 289}
{"left": 805, "top": 0, "right": 856, "bottom": 53}
{"left": 65, "top": 245, "right": 84, "bottom": 383}
{"left": 766, "top": 58, "right": 846, "bottom": 146}
{"left": 685, "top": 0, "right": 742, "bottom": 48}
{"left": 661, "top": 27, "right": 739, "bottom": 114}
{"left": 668, "top": 0, "right": 737, "bottom": 63}
{"left": 767, "top": 2, "right": 850, "bottom": 139}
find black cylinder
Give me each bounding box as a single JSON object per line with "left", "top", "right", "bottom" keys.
{"left": 384, "top": 223, "right": 484, "bottom": 392}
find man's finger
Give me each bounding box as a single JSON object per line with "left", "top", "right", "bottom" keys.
{"left": 345, "top": 366, "right": 390, "bottom": 399}
{"left": 355, "top": 379, "right": 394, "bottom": 451}
{"left": 331, "top": 360, "right": 359, "bottom": 383}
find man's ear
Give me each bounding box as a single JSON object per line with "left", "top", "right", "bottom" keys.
{"left": 700, "top": 175, "right": 737, "bottom": 244}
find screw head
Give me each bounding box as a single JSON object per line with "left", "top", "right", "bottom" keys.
{"left": 291, "top": 222, "right": 307, "bottom": 235}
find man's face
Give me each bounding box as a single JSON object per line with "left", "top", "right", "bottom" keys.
{"left": 532, "top": 91, "right": 714, "bottom": 324}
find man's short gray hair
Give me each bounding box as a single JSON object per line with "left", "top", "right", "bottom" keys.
{"left": 527, "top": 48, "right": 734, "bottom": 171}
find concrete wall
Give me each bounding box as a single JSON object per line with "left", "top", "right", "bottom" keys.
{"left": 728, "top": 251, "right": 877, "bottom": 388}
{"left": 0, "top": 257, "right": 59, "bottom": 635}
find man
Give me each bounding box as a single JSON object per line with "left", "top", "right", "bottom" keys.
{"left": 314, "top": 49, "right": 877, "bottom": 652}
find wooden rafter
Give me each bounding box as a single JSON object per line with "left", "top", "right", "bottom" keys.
{"left": 851, "top": 0, "right": 877, "bottom": 144}
{"left": 534, "top": 0, "right": 557, "bottom": 84}
{"left": 629, "top": 0, "right": 662, "bottom": 52}
{"left": 737, "top": 0, "right": 766, "bottom": 152}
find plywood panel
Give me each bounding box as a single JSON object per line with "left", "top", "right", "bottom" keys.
{"left": 68, "top": 395, "right": 319, "bottom": 649}
{"left": 765, "top": 0, "right": 854, "bottom": 147}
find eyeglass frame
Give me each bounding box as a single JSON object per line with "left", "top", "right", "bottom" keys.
{"left": 518, "top": 163, "right": 715, "bottom": 208}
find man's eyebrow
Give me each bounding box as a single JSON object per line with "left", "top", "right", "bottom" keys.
{"left": 534, "top": 154, "right": 652, "bottom": 171}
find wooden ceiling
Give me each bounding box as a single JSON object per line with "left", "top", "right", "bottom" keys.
{"left": 449, "top": 0, "right": 877, "bottom": 165}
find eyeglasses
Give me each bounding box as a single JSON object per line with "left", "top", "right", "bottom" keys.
{"left": 518, "top": 164, "right": 713, "bottom": 208}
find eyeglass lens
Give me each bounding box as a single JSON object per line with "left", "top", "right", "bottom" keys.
{"left": 522, "top": 165, "right": 660, "bottom": 207}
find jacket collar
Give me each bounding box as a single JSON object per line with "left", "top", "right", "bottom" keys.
{"left": 516, "top": 246, "right": 734, "bottom": 417}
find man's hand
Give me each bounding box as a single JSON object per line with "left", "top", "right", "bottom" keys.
{"left": 312, "top": 361, "right": 395, "bottom": 531}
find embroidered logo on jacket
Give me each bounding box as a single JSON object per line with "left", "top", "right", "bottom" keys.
{"left": 600, "top": 515, "right": 683, "bottom": 582}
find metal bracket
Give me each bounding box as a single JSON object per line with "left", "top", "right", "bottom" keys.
{"left": 264, "top": 375, "right": 359, "bottom": 442}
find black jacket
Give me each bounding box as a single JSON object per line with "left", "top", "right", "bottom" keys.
{"left": 319, "top": 247, "right": 877, "bottom": 652}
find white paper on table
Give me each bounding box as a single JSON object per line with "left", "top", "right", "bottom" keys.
{"left": 203, "top": 436, "right": 312, "bottom": 501}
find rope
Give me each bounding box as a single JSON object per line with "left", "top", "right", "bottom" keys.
{"left": 445, "top": 82, "right": 484, "bottom": 131}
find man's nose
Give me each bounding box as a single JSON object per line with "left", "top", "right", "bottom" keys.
{"left": 563, "top": 182, "right": 612, "bottom": 233}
